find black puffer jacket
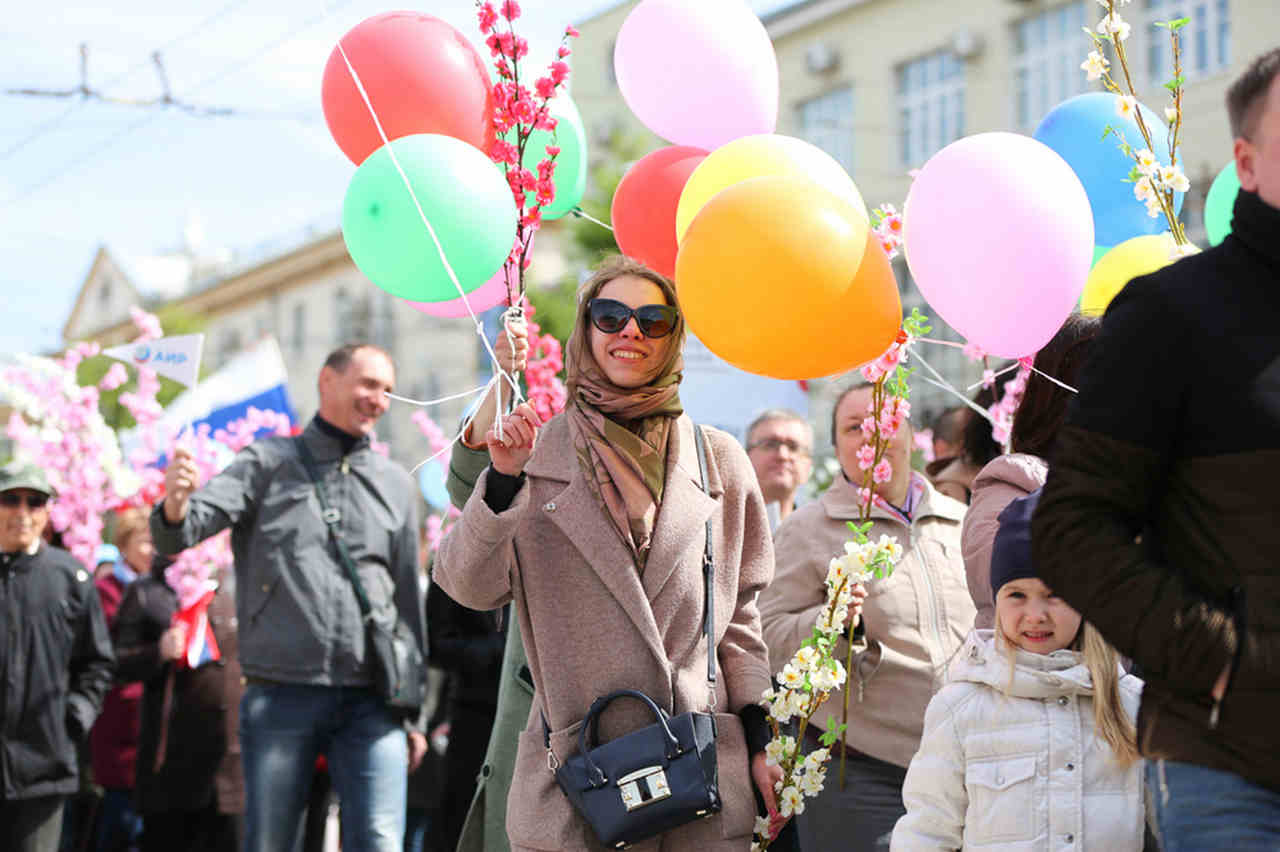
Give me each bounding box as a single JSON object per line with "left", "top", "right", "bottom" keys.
{"left": 1034, "top": 189, "right": 1280, "bottom": 793}
{"left": 0, "top": 545, "right": 114, "bottom": 800}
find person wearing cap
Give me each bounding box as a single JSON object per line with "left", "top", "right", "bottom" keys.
{"left": 893, "top": 491, "right": 1145, "bottom": 851}
{"left": 93, "top": 543, "right": 121, "bottom": 582}
{"left": 0, "top": 461, "right": 115, "bottom": 852}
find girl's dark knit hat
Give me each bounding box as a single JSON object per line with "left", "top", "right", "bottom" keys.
{"left": 990, "top": 488, "right": 1043, "bottom": 599}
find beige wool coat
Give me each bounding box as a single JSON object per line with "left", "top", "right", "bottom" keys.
{"left": 434, "top": 413, "right": 774, "bottom": 852}
{"left": 759, "top": 475, "right": 974, "bottom": 769}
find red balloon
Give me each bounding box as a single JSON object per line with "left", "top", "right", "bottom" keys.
{"left": 611, "top": 146, "right": 708, "bottom": 278}
{"left": 322, "top": 12, "right": 495, "bottom": 165}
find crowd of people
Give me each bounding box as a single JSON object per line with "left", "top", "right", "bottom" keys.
{"left": 1, "top": 47, "right": 1278, "bottom": 852}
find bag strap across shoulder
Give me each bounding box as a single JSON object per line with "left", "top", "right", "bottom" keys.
{"left": 295, "top": 437, "right": 374, "bottom": 621}
{"left": 692, "top": 423, "right": 716, "bottom": 693}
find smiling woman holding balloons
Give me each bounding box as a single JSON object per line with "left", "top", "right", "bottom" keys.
{"left": 434, "top": 256, "right": 786, "bottom": 852}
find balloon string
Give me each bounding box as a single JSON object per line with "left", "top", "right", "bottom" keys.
{"left": 571, "top": 206, "right": 614, "bottom": 232}
{"left": 334, "top": 40, "right": 524, "bottom": 425}
{"left": 965, "top": 363, "right": 1020, "bottom": 392}
{"left": 916, "top": 337, "right": 1077, "bottom": 394}
{"left": 912, "top": 350, "right": 996, "bottom": 424}
{"left": 385, "top": 383, "right": 492, "bottom": 408}
{"left": 409, "top": 378, "right": 496, "bottom": 476}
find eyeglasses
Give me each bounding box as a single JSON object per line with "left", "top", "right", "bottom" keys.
{"left": 748, "top": 438, "right": 811, "bottom": 456}
{"left": 0, "top": 493, "right": 49, "bottom": 510}
{"left": 587, "top": 298, "right": 679, "bottom": 339}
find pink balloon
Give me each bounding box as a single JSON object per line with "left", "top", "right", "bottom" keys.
{"left": 903, "top": 132, "right": 1094, "bottom": 358}
{"left": 405, "top": 271, "right": 510, "bottom": 318}
{"left": 405, "top": 235, "right": 533, "bottom": 318}
{"left": 614, "top": 0, "right": 778, "bottom": 150}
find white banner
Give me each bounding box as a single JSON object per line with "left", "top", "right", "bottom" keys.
{"left": 102, "top": 334, "right": 204, "bottom": 387}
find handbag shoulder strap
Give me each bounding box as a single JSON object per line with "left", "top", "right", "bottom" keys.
{"left": 542, "top": 423, "right": 719, "bottom": 760}
{"left": 295, "top": 437, "right": 373, "bottom": 621}
{"left": 692, "top": 423, "right": 716, "bottom": 694}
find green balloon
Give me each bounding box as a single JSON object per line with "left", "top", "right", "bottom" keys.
{"left": 1204, "top": 161, "right": 1239, "bottom": 246}
{"left": 504, "top": 97, "right": 588, "bottom": 220}
{"left": 1091, "top": 244, "right": 1112, "bottom": 269}
{"left": 343, "top": 133, "right": 517, "bottom": 302}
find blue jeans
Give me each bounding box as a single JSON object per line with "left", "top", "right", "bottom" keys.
{"left": 1146, "top": 759, "right": 1280, "bottom": 852}
{"left": 93, "top": 789, "right": 142, "bottom": 852}
{"left": 240, "top": 683, "right": 408, "bottom": 852}
{"left": 402, "top": 808, "right": 429, "bottom": 852}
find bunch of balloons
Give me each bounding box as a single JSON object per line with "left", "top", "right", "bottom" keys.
{"left": 321, "top": 9, "right": 589, "bottom": 315}
{"left": 608, "top": 0, "right": 901, "bottom": 380}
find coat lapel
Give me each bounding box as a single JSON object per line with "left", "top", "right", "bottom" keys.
{"left": 642, "top": 417, "right": 720, "bottom": 604}
{"left": 524, "top": 419, "right": 670, "bottom": 671}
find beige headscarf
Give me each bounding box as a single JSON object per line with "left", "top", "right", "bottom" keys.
{"left": 564, "top": 257, "right": 687, "bottom": 569}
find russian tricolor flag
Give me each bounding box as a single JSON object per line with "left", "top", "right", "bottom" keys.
{"left": 120, "top": 336, "right": 298, "bottom": 469}
{"left": 174, "top": 587, "right": 221, "bottom": 669}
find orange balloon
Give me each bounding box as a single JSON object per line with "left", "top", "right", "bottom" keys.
{"left": 675, "top": 176, "right": 900, "bottom": 379}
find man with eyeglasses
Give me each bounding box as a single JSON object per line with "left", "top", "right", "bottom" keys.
{"left": 0, "top": 461, "right": 115, "bottom": 852}
{"left": 744, "top": 409, "right": 814, "bottom": 531}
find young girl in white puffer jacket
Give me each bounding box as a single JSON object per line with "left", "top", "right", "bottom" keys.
{"left": 891, "top": 491, "right": 1145, "bottom": 851}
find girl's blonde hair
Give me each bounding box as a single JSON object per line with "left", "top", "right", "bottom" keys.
{"left": 996, "top": 620, "right": 1140, "bottom": 767}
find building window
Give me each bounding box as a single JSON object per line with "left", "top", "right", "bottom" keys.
{"left": 797, "top": 86, "right": 855, "bottom": 173}
{"left": 99, "top": 277, "right": 112, "bottom": 306}
{"left": 897, "top": 50, "right": 965, "bottom": 168}
{"left": 1145, "top": 0, "right": 1229, "bottom": 84}
{"left": 1012, "top": 1, "right": 1094, "bottom": 130}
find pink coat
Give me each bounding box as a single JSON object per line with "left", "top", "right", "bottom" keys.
{"left": 961, "top": 454, "right": 1048, "bottom": 629}
{"left": 435, "top": 413, "right": 774, "bottom": 851}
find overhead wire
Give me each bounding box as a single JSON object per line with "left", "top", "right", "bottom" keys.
{"left": 0, "top": 0, "right": 254, "bottom": 162}
{"left": 2, "top": 0, "right": 360, "bottom": 207}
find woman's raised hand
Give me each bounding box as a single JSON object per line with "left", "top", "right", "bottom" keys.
{"left": 494, "top": 312, "right": 529, "bottom": 375}
{"left": 486, "top": 401, "right": 543, "bottom": 476}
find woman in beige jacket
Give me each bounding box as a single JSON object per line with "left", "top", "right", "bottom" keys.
{"left": 435, "top": 257, "right": 780, "bottom": 852}
{"left": 759, "top": 383, "right": 975, "bottom": 852}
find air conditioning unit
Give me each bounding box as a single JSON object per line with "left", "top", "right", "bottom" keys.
{"left": 951, "top": 29, "right": 985, "bottom": 60}
{"left": 805, "top": 42, "right": 840, "bottom": 75}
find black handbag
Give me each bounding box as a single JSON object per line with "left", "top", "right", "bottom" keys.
{"left": 548, "top": 423, "right": 721, "bottom": 849}
{"left": 296, "top": 438, "right": 426, "bottom": 713}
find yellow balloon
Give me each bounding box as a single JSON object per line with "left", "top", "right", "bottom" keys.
{"left": 675, "top": 134, "right": 868, "bottom": 243}
{"left": 675, "top": 175, "right": 899, "bottom": 380}
{"left": 1082, "top": 234, "right": 1199, "bottom": 314}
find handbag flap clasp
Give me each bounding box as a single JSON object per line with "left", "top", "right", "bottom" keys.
{"left": 617, "top": 765, "right": 671, "bottom": 811}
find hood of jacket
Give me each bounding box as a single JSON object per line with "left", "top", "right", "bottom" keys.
{"left": 971, "top": 453, "right": 1048, "bottom": 497}
{"left": 949, "top": 629, "right": 1096, "bottom": 699}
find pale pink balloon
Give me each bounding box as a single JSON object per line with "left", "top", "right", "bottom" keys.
{"left": 405, "top": 234, "right": 532, "bottom": 318}
{"left": 405, "top": 269, "right": 512, "bottom": 318}
{"left": 614, "top": 0, "right": 778, "bottom": 151}
{"left": 903, "top": 132, "right": 1094, "bottom": 358}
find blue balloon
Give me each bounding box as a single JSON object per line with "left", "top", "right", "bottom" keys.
{"left": 417, "top": 459, "right": 450, "bottom": 510}
{"left": 1034, "top": 93, "right": 1183, "bottom": 247}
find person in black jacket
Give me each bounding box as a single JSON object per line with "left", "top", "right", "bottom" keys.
{"left": 111, "top": 559, "right": 245, "bottom": 852}
{"left": 426, "top": 583, "right": 506, "bottom": 852}
{"left": 1033, "top": 47, "right": 1280, "bottom": 850}
{"left": 0, "top": 462, "right": 115, "bottom": 852}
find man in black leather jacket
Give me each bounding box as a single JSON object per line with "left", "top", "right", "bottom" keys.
{"left": 0, "top": 462, "right": 114, "bottom": 852}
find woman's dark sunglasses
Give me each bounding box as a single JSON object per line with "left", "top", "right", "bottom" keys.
{"left": 587, "top": 298, "right": 679, "bottom": 339}
{"left": 0, "top": 493, "right": 49, "bottom": 510}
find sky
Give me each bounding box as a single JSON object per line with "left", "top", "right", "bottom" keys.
{"left": 0, "top": 0, "right": 789, "bottom": 356}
